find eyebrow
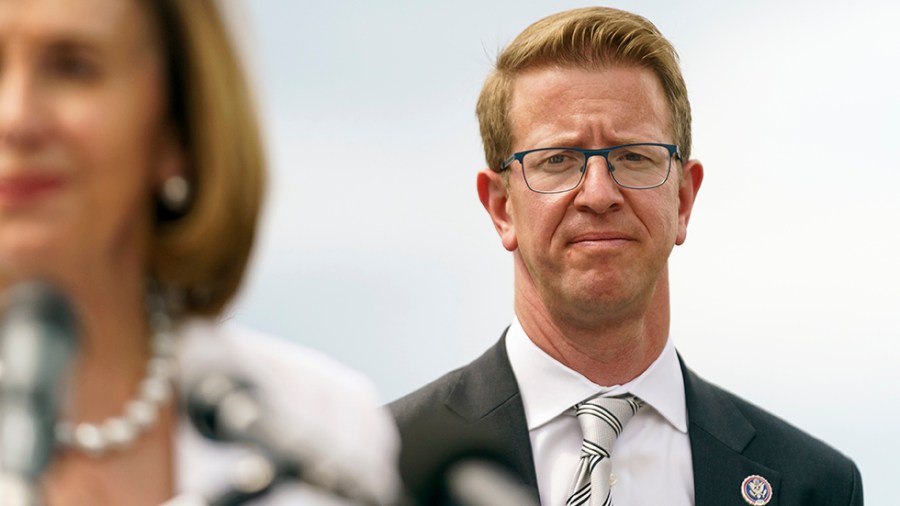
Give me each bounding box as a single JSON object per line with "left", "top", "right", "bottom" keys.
{"left": 36, "top": 27, "right": 155, "bottom": 65}
{"left": 43, "top": 36, "right": 103, "bottom": 53}
{"left": 528, "top": 137, "right": 665, "bottom": 149}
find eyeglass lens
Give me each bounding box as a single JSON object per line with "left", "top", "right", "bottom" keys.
{"left": 521, "top": 144, "right": 672, "bottom": 192}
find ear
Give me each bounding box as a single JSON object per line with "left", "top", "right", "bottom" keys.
{"left": 675, "top": 159, "right": 703, "bottom": 246}
{"left": 153, "top": 123, "right": 186, "bottom": 188}
{"left": 477, "top": 169, "right": 518, "bottom": 251}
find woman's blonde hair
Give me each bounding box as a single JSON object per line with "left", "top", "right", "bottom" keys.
{"left": 148, "top": 0, "right": 265, "bottom": 317}
{"left": 477, "top": 7, "right": 692, "bottom": 173}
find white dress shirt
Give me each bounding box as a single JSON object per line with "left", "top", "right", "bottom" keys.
{"left": 170, "top": 319, "right": 401, "bottom": 506}
{"left": 505, "top": 317, "right": 694, "bottom": 506}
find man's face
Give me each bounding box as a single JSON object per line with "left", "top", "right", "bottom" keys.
{"left": 478, "top": 65, "right": 702, "bottom": 325}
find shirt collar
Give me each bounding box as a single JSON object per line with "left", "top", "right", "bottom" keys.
{"left": 505, "top": 316, "right": 687, "bottom": 433}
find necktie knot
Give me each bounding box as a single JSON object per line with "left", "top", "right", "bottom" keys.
{"left": 566, "top": 394, "right": 644, "bottom": 506}
{"left": 573, "top": 395, "right": 644, "bottom": 455}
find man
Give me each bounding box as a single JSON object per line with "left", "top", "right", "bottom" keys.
{"left": 390, "top": 6, "right": 862, "bottom": 506}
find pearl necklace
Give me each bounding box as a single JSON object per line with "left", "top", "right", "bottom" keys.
{"left": 54, "top": 295, "right": 180, "bottom": 456}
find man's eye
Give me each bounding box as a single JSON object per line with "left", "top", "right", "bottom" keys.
{"left": 622, "top": 152, "right": 648, "bottom": 162}
{"left": 548, "top": 155, "right": 568, "bottom": 164}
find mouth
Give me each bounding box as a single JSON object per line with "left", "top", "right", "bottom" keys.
{"left": 0, "top": 174, "right": 67, "bottom": 207}
{"left": 567, "top": 231, "right": 635, "bottom": 250}
{"left": 569, "top": 231, "right": 633, "bottom": 243}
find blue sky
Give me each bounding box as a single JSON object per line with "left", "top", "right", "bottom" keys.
{"left": 224, "top": 1, "right": 899, "bottom": 502}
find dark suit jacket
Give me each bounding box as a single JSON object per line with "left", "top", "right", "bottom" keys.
{"left": 390, "top": 335, "right": 863, "bottom": 505}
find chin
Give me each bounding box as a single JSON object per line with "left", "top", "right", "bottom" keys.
{"left": 561, "top": 275, "right": 645, "bottom": 314}
{"left": 0, "top": 228, "right": 69, "bottom": 283}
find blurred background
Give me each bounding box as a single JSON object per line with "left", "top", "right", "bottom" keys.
{"left": 227, "top": 0, "right": 898, "bottom": 503}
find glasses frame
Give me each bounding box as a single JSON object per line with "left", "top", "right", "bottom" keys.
{"left": 499, "top": 143, "right": 681, "bottom": 194}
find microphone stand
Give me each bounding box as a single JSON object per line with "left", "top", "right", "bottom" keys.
{"left": 0, "top": 473, "right": 41, "bottom": 506}
{"left": 165, "top": 450, "right": 385, "bottom": 506}
{"left": 0, "top": 282, "right": 79, "bottom": 506}
{"left": 184, "top": 372, "right": 388, "bottom": 506}
{"left": 207, "top": 452, "right": 288, "bottom": 506}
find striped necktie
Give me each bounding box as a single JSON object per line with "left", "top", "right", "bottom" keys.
{"left": 566, "top": 395, "right": 644, "bottom": 506}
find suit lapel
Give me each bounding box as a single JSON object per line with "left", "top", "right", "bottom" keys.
{"left": 443, "top": 334, "right": 540, "bottom": 499}
{"left": 438, "top": 342, "right": 785, "bottom": 505}
{"left": 681, "top": 359, "right": 781, "bottom": 506}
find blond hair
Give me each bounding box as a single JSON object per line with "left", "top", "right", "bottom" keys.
{"left": 476, "top": 7, "right": 692, "bottom": 173}
{"left": 148, "top": 0, "right": 265, "bottom": 316}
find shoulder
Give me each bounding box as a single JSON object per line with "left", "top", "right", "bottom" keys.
{"left": 701, "top": 373, "right": 855, "bottom": 463}
{"left": 733, "top": 387, "right": 860, "bottom": 486}
{"left": 389, "top": 365, "right": 466, "bottom": 427}
{"left": 389, "top": 336, "right": 516, "bottom": 429}
{"left": 175, "top": 318, "right": 401, "bottom": 504}
{"left": 386, "top": 343, "right": 534, "bottom": 503}
{"left": 178, "top": 318, "right": 380, "bottom": 402}
{"left": 685, "top": 368, "right": 862, "bottom": 504}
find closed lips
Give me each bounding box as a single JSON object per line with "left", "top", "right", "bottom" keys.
{"left": 0, "top": 174, "right": 66, "bottom": 202}
{"left": 568, "top": 232, "right": 633, "bottom": 244}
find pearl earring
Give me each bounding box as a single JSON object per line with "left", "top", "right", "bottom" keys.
{"left": 161, "top": 175, "right": 190, "bottom": 212}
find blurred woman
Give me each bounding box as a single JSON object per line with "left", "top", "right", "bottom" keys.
{"left": 0, "top": 0, "right": 399, "bottom": 504}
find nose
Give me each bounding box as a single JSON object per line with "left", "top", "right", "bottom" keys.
{"left": 572, "top": 154, "right": 624, "bottom": 214}
{"left": 0, "top": 67, "right": 48, "bottom": 151}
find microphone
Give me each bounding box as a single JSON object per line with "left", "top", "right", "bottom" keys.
{"left": 0, "top": 281, "right": 79, "bottom": 505}
{"left": 186, "top": 372, "right": 386, "bottom": 506}
{"left": 396, "top": 409, "right": 540, "bottom": 506}
{"left": 406, "top": 451, "right": 540, "bottom": 506}
{"left": 440, "top": 458, "right": 539, "bottom": 506}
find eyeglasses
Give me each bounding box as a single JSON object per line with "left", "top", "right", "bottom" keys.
{"left": 499, "top": 143, "right": 680, "bottom": 193}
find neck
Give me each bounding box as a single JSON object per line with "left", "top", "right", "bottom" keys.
{"left": 65, "top": 269, "right": 151, "bottom": 423}
{"left": 0, "top": 228, "right": 176, "bottom": 501}
{"left": 1, "top": 250, "right": 153, "bottom": 422}
{"left": 514, "top": 265, "right": 671, "bottom": 386}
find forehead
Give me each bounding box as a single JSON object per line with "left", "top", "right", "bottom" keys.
{"left": 0, "top": 0, "right": 157, "bottom": 48}
{"left": 508, "top": 65, "right": 672, "bottom": 148}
